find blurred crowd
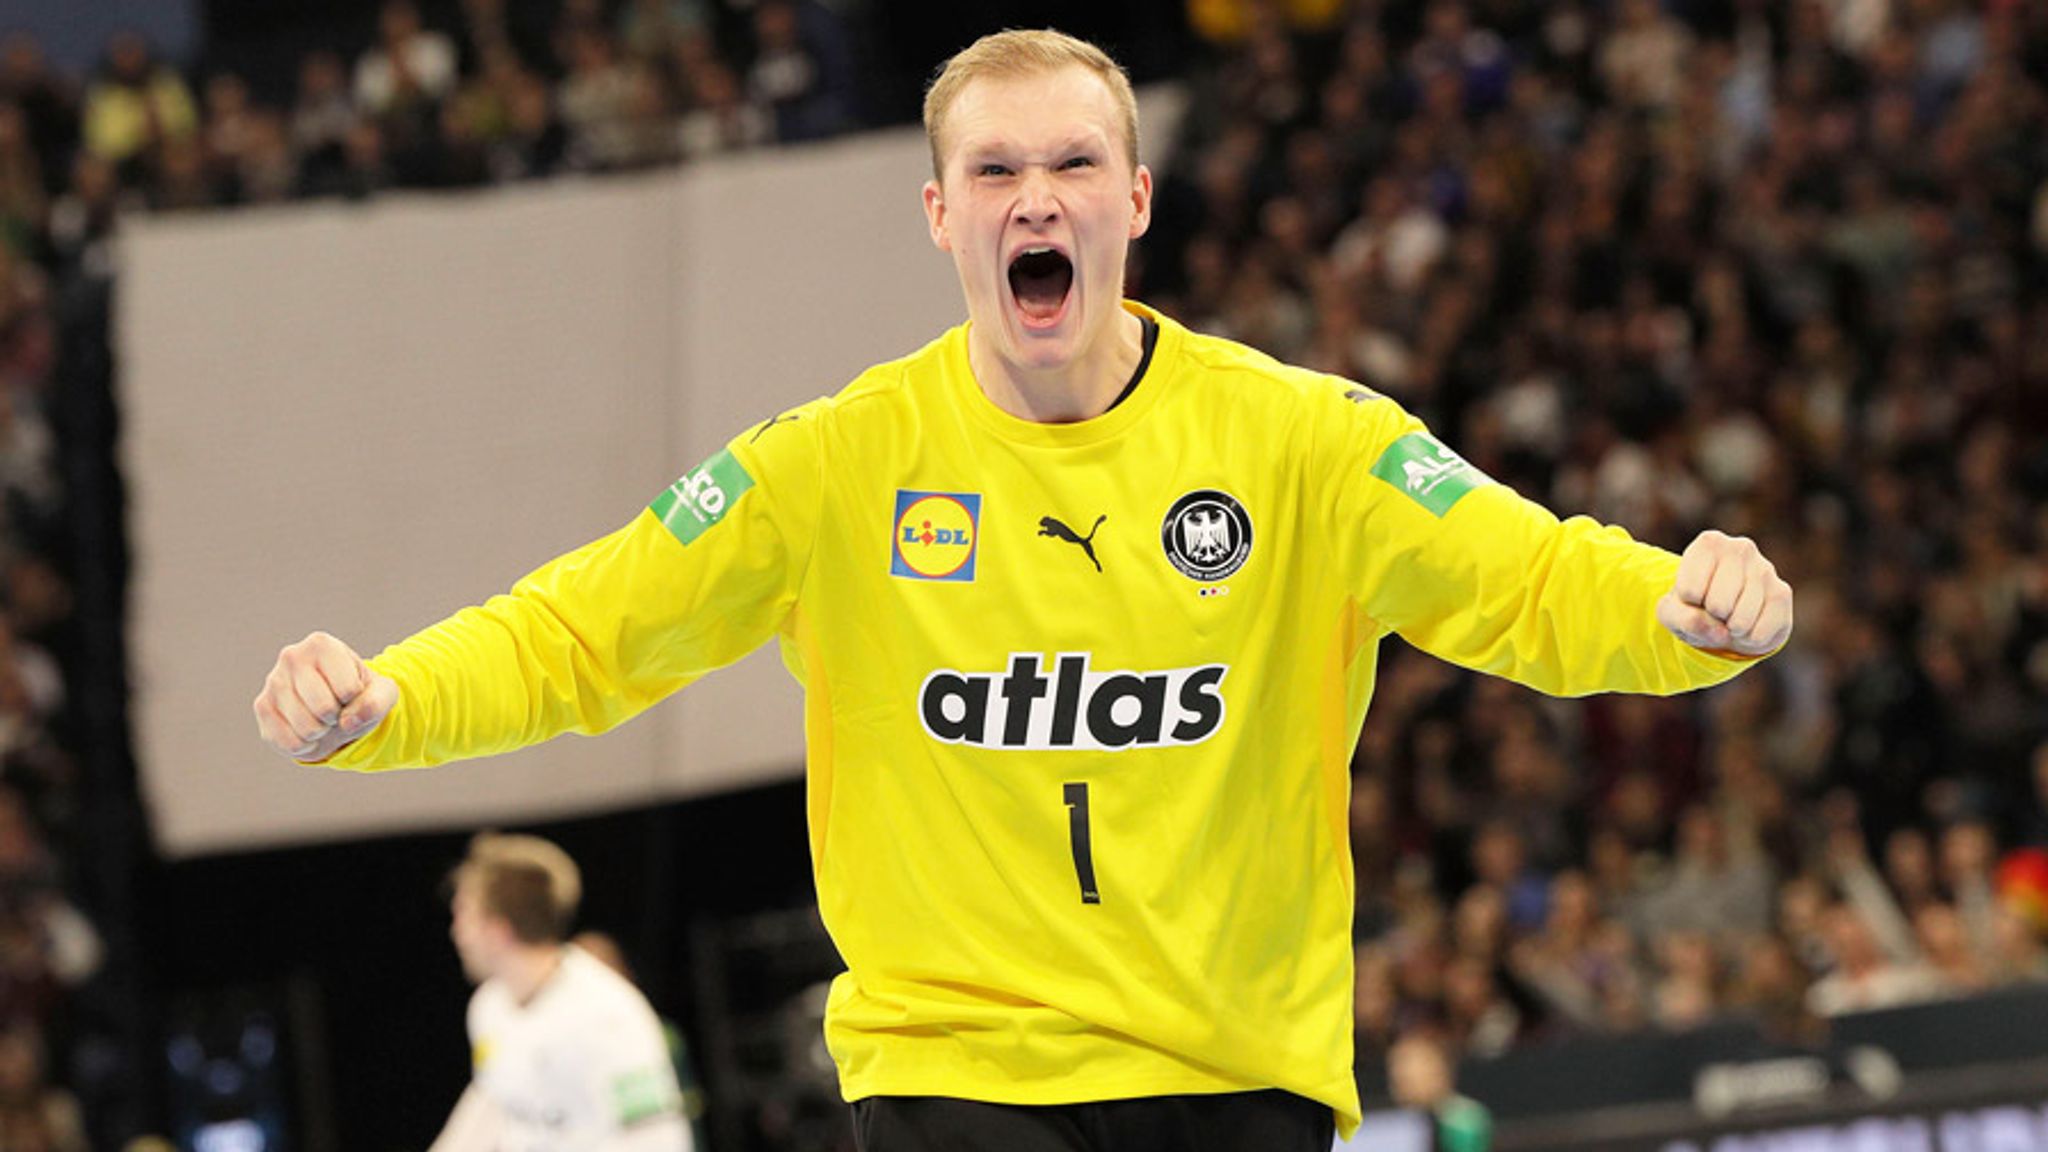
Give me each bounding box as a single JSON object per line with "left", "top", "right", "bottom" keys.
{"left": 1137, "top": 0, "right": 2048, "bottom": 1070}
{"left": 9, "top": 0, "right": 2048, "bottom": 1142}
{"left": 0, "top": 62, "right": 102, "bottom": 1152}
{"left": 1, "top": 0, "right": 856, "bottom": 219}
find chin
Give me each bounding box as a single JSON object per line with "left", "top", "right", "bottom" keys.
{"left": 1008, "top": 330, "right": 1078, "bottom": 367}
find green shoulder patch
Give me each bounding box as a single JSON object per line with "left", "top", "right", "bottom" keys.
{"left": 611, "top": 1066, "right": 681, "bottom": 1125}
{"left": 1368, "top": 432, "right": 1492, "bottom": 517}
{"left": 650, "top": 448, "right": 756, "bottom": 545}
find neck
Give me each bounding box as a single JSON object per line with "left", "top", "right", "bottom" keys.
{"left": 498, "top": 942, "right": 565, "bottom": 1006}
{"left": 968, "top": 307, "right": 1144, "bottom": 423}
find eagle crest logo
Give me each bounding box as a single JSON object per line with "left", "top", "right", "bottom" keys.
{"left": 1162, "top": 490, "right": 1252, "bottom": 582}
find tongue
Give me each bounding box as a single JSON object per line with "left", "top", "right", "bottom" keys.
{"left": 1012, "top": 260, "right": 1072, "bottom": 321}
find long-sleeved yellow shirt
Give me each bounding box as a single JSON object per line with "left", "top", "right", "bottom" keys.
{"left": 327, "top": 303, "right": 1758, "bottom": 1133}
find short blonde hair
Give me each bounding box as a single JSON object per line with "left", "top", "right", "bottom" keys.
{"left": 451, "top": 833, "right": 582, "bottom": 945}
{"left": 922, "top": 29, "right": 1140, "bottom": 180}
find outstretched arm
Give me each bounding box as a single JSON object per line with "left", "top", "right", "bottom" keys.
{"left": 253, "top": 407, "right": 826, "bottom": 772}
{"left": 1320, "top": 391, "right": 1791, "bottom": 696}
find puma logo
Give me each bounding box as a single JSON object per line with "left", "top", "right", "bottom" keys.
{"left": 1039, "top": 514, "right": 1106, "bottom": 573}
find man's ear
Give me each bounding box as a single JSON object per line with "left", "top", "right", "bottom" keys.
{"left": 923, "top": 179, "right": 951, "bottom": 252}
{"left": 1128, "top": 164, "right": 1154, "bottom": 241}
{"left": 482, "top": 914, "right": 517, "bottom": 948}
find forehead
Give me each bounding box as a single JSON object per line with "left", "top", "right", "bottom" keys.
{"left": 942, "top": 65, "right": 1124, "bottom": 162}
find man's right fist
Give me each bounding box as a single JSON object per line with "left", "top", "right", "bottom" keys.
{"left": 253, "top": 631, "right": 399, "bottom": 761}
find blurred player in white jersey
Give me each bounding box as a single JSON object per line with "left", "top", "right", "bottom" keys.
{"left": 429, "top": 833, "right": 690, "bottom": 1152}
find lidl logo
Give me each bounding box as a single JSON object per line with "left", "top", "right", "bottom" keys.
{"left": 892, "top": 490, "right": 980, "bottom": 582}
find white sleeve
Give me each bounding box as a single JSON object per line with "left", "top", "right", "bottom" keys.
{"left": 584, "top": 1007, "right": 690, "bottom": 1151}
{"left": 428, "top": 1085, "right": 504, "bottom": 1152}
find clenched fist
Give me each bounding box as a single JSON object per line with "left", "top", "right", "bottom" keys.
{"left": 1656, "top": 530, "right": 1794, "bottom": 657}
{"left": 252, "top": 631, "right": 399, "bottom": 761}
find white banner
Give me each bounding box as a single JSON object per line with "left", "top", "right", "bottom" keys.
{"left": 123, "top": 93, "right": 1183, "bottom": 857}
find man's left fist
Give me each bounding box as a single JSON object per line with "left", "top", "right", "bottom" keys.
{"left": 1656, "top": 530, "right": 1794, "bottom": 657}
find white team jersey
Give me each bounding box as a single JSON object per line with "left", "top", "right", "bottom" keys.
{"left": 468, "top": 946, "right": 690, "bottom": 1152}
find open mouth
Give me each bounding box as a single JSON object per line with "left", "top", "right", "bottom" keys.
{"left": 1008, "top": 247, "right": 1074, "bottom": 325}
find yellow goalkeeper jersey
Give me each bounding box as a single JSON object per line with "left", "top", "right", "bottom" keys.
{"left": 327, "top": 302, "right": 1757, "bottom": 1132}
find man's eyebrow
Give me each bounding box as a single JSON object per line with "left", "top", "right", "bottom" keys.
{"left": 960, "top": 134, "right": 1108, "bottom": 161}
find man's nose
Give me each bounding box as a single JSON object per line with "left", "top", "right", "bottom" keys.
{"left": 1014, "top": 169, "right": 1060, "bottom": 225}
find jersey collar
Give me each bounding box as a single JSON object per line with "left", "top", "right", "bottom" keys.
{"left": 947, "top": 300, "right": 1179, "bottom": 448}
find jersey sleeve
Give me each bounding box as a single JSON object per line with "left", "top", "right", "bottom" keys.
{"left": 1312, "top": 385, "right": 1755, "bottom": 696}
{"left": 582, "top": 1001, "right": 691, "bottom": 1147}
{"left": 323, "top": 402, "right": 825, "bottom": 771}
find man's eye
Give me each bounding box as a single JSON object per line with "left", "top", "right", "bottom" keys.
{"left": 1060, "top": 156, "right": 1095, "bottom": 170}
{"left": 978, "top": 164, "right": 1011, "bottom": 177}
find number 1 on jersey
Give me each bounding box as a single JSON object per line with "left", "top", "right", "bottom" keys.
{"left": 1064, "top": 782, "right": 1100, "bottom": 904}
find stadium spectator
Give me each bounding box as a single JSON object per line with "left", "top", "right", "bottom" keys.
{"left": 491, "top": 71, "right": 572, "bottom": 181}
{"left": 1508, "top": 870, "right": 1626, "bottom": 1034}
{"left": 1880, "top": 826, "right": 1943, "bottom": 916}
{"left": 1990, "top": 906, "right": 2048, "bottom": 982}
{"left": 1723, "top": 933, "right": 1819, "bottom": 1044}
{"left": 1650, "top": 929, "right": 1722, "bottom": 1031}
{"left": 80, "top": 33, "right": 197, "bottom": 185}
{"left": 231, "top": 112, "right": 299, "bottom": 205}
{"left": 355, "top": 0, "right": 458, "bottom": 122}
{"left": 1440, "top": 955, "right": 1521, "bottom": 1057}
{"left": 556, "top": 22, "right": 671, "bottom": 172}
{"left": 677, "top": 61, "right": 772, "bottom": 160}
{"left": 745, "top": 0, "right": 853, "bottom": 144}
{"left": 1466, "top": 819, "right": 1550, "bottom": 936}
{"left": 1641, "top": 803, "right": 1776, "bottom": 945}
{"left": 0, "top": 105, "right": 45, "bottom": 259}
{"left": 0, "top": 35, "right": 76, "bottom": 196}
{"left": 1913, "top": 902, "right": 1993, "bottom": 993}
{"left": 45, "top": 153, "right": 122, "bottom": 277}
{"left": 147, "top": 135, "right": 218, "bottom": 211}
{"left": 0, "top": 1020, "right": 87, "bottom": 1152}
{"left": 1804, "top": 903, "right": 1948, "bottom": 1017}
{"left": 427, "top": 95, "right": 494, "bottom": 189}
{"left": 199, "top": 74, "right": 257, "bottom": 184}
{"left": 305, "top": 119, "right": 394, "bottom": 202}
{"left": 1598, "top": 0, "right": 1691, "bottom": 112}
{"left": 287, "top": 51, "right": 358, "bottom": 189}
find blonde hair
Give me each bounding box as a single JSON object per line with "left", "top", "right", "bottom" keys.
{"left": 922, "top": 29, "right": 1139, "bottom": 180}
{"left": 451, "top": 832, "right": 582, "bottom": 945}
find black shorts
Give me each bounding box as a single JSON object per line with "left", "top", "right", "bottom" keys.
{"left": 851, "top": 1090, "right": 1335, "bottom": 1152}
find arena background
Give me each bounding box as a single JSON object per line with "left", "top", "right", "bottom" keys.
{"left": 1, "top": 1, "right": 2046, "bottom": 1150}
